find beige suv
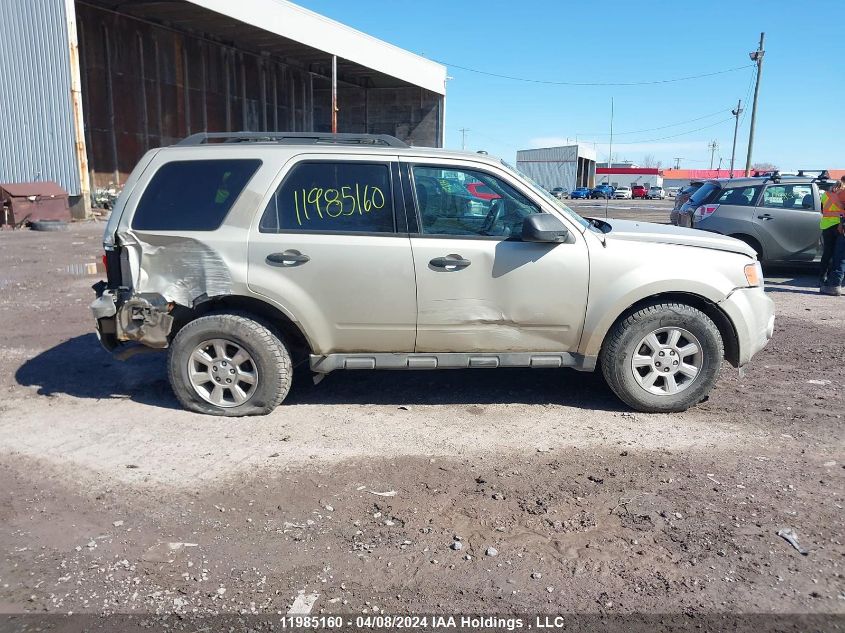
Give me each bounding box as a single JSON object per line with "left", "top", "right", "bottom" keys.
{"left": 91, "top": 132, "right": 774, "bottom": 416}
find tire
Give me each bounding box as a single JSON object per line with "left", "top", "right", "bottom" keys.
{"left": 30, "top": 220, "right": 68, "bottom": 231}
{"left": 167, "top": 312, "right": 292, "bottom": 416}
{"left": 599, "top": 302, "right": 723, "bottom": 413}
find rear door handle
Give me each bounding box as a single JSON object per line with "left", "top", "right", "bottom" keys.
{"left": 266, "top": 250, "right": 310, "bottom": 266}
{"left": 429, "top": 255, "right": 471, "bottom": 270}
{"left": 757, "top": 213, "right": 773, "bottom": 220}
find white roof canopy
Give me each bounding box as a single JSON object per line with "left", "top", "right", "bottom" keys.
{"left": 188, "top": 0, "right": 447, "bottom": 95}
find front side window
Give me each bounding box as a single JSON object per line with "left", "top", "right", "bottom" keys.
{"left": 761, "top": 184, "right": 814, "bottom": 210}
{"left": 260, "top": 162, "right": 395, "bottom": 234}
{"left": 715, "top": 186, "right": 761, "bottom": 206}
{"left": 133, "top": 159, "right": 261, "bottom": 231}
{"left": 412, "top": 166, "right": 539, "bottom": 238}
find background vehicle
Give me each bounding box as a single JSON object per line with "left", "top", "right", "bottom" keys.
{"left": 551, "top": 187, "right": 569, "bottom": 199}
{"left": 679, "top": 175, "right": 828, "bottom": 264}
{"left": 570, "top": 187, "right": 591, "bottom": 199}
{"left": 631, "top": 185, "right": 648, "bottom": 199}
{"left": 666, "top": 187, "right": 680, "bottom": 198}
{"left": 91, "top": 132, "right": 773, "bottom": 417}
{"left": 591, "top": 184, "right": 614, "bottom": 199}
{"left": 466, "top": 181, "right": 501, "bottom": 201}
{"left": 614, "top": 186, "right": 632, "bottom": 199}
{"left": 670, "top": 181, "right": 704, "bottom": 225}
{"left": 647, "top": 186, "right": 666, "bottom": 199}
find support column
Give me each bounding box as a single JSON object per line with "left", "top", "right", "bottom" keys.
{"left": 331, "top": 55, "right": 337, "bottom": 134}
{"left": 65, "top": 0, "right": 91, "bottom": 217}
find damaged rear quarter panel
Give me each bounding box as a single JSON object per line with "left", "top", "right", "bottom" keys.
{"left": 105, "top": 148, "right": 275, "bottom": 348}
{"left": 119, "top": 231, "right": 235, "bottom": 307}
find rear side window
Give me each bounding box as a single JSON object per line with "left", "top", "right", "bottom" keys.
{"left": 714, "top": 186, "right": 761, "bottom": 206}
{"left": 260, "top": 162, "right": 395, "bottom": 234}
{"left": 132, "top": 159, "right": 261, "bottom": 231}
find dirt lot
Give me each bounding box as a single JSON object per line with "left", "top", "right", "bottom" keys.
{"left": 0, "top": 218, "right": 842, "bottom": 625}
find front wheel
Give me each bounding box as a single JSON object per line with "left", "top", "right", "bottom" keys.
{"left": 168, "top": 313, "right": 292, "bottom": 416}
{"left": 600, "top": 302, "right": 723, "bottom": 413}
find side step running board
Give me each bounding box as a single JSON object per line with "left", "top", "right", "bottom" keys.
{"left": 310, "top": 352, "right": 596, "bottom": 374}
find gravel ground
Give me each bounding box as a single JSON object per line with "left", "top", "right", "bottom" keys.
{"left": 0, "top": 220, "right": 842, "bottom": 625}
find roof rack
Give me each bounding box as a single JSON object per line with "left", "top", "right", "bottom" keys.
{"left": 176, "top": 131, "right": 409, "bottom": 148}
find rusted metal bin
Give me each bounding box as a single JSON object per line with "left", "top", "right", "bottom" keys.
{"left": 0, "top": 181, "right": 71, "bottom": 226}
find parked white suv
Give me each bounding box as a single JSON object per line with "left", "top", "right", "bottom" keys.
{"left": 648, "top": 186, "right": 666, "bottom": 199}
{"left": 91, "top": 132, "right": 774, "bottom": 416}
{"left": 613, "top": 186, "right": 632, "bottom": 199}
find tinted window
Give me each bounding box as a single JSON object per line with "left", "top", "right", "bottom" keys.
{"left": 260, "top": 162, "right": 395, "bottom": 233}
{"left": 133, "top": 160, "right": 261, "bottom": 231}
{"left": 762, "top": 184, "right": 814, "bottom": 210}
{"left": 714, "top": 186, "right": 761, "bottom": 206}
{"left": 688, "top": 182, "right": 719, "bottom": 205}
{"left": 413, "top": 166, "right": 539, "bottom": 238}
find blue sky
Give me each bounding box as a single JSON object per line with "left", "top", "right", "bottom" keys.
{"left": 297, "top": 0, "right": 842, "bottom": 170}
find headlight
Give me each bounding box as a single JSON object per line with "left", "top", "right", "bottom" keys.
{"left": 744, "top": 261, "right": 763, "bottom": 287}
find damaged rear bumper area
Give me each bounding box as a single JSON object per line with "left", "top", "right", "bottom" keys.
{"left": 91, "top": 281, "right": 174, "bottom": 352}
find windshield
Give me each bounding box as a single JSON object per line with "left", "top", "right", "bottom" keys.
{"left": 500, "top": 160, "right": 593, "bottom": 231}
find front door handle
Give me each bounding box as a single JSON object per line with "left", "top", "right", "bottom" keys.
{"left": 757, "top": 213, "right": 773, "bottom": 220}
{"left": 429, "top": 254, "right": 471, "bottom": 270}
{"left": 266, "top": 250, "right": 310, "bottom": 266}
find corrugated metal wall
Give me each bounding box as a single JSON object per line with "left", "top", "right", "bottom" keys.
{"left": 516, "top": 147, "right": 579, "bottom": 191}
{"left": 0, "top": 0, "right": 81, "bottom": 195}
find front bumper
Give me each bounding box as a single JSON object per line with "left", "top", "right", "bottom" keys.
{"left": 718, "top": 286, "right": 775, "bottom": 366}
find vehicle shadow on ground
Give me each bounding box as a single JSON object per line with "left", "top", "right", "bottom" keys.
{"left": 15, "top": 334, "right": 625, "bottom": 411}
{"left": 285, "top": 366, "right": 625, "bottom": 410}
{"left": 15, "top": 334, "right": 181, "bottom": 410}
{"left": 764, "top": 270, "right": 821, "bottom": 296}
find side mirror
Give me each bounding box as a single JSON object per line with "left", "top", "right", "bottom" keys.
{"left": 522, "top": 214, "right": 570, "bottom": 243}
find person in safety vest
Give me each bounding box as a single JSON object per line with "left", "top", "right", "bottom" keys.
{"left": 819, "top": 177, "right": 844, "bottom": 286}
{"left": 820, "top": 176, "right": 845, "bottom": 296}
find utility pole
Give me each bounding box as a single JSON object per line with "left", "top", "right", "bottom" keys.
{"left": 606, "top": 97, "right": 614, "bottom": 220}
{"left": 729, "top": 99, "right": 743, "bottom": 178}
{"left": 331, "top": 55, "right": 338, "bottom": 134}
{"left": 459, "top": 128, "right": 470, "bottom": 150}
{"left": 673, "top": 157, "right": 682, "bottom": 170}
{"left": 745, "top": 32, "right": 765, "bottom": 176}
{"left": 708, "top": 140, "right": 719, "bottom": 170}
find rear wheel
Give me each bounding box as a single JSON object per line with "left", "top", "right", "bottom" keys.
{"left": 600, "top": 302, "right": 723, "bottom": 413}
{"left": 168, "top": 312, "right": 291, "bottom": 416}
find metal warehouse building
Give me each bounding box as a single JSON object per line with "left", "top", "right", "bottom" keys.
{"left": 515, "top": 145, "right": 596, "bottom": 193}
{"left": 0, "top": 0, "right": 447, "bottom": 217}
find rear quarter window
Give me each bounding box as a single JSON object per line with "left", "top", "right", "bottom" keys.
{"left": 132, "top": 159, "right": 261, "bottom": 231}
{"left": 688, "top": 182, "right": 720, "bottom": 205}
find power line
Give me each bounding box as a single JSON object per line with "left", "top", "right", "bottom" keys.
{"left": 573, "top": 108, "right": 731, "bottom": 137}
{"left": 600, "top": 117, "right": 735, "bottom": 145}
{"left": 431, "top": 60, "right": 755, "bottom": 87}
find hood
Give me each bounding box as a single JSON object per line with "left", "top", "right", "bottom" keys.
{"left": 596, "top": 218, "right": 757, "bottom": 258}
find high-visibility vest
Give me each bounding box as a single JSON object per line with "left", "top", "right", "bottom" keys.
{"left": 821, "top": 191, "right": 844, "bottom": 229}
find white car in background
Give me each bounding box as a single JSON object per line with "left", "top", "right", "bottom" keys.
{"left": 613, "top": 186, "right": 632, "bottom": 199}
{"left": 647, "top": 186, "right": 666, "bottom": 199}
{"left": 666, "top": 187, "right": 680, "bottom": 198}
